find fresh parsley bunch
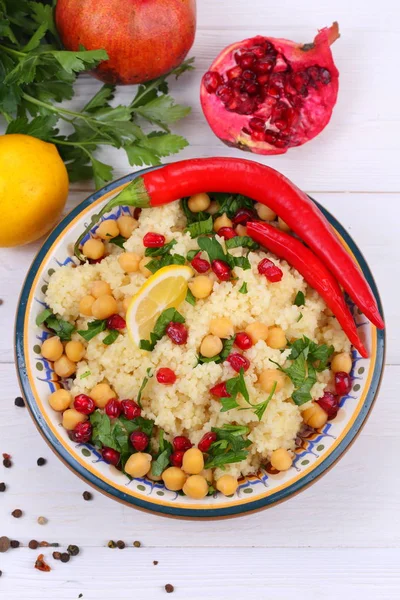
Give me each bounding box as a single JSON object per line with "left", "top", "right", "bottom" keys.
{"left": 0, "top": 0, "right": 193, "bottom": 187}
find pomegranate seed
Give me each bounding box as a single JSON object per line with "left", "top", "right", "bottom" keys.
{"left": 106, "top": 314, "right": 126, "bottom": 330}
{"left": 319, "top": 68, "right": 331, "bottom": 84}
{"left": 71, "top": 421, "right": 92, "bottom": 443}
{"left": 242, "top": 70, "right": 256, "bottom": 81}
{"left": 251, "top": 130, "right": 267, "bottom": 142}
{"left": 234, "top": 332, "right": 253, "bottom": 350}
{"left": 198, "top": 432, "right": 217, "bottom": 453}
{"left": 258, "top": 258, "right": 283, "bottom": 282}
{"left": 203, "top": 71, "right": 222, "bottom": 93}
{"left": 191, "top": 252, "right": 210, "bottom": 273}
{"left": 166, "top": 322, "right": 188, "bottom": 345}
{"left": 232, "top": 208, "right": 256, "bottom": 225}
{"left": 120, "top": 399, "right": 141, "bottom": 420}
{"left": 133, "top": 207, "right": 142, "bottom": 220}
{"left": 267, "top": 84, "right": 281, "bottom": 98}
{"left": 211, "top": 259, "right": 231, "bottom": 281}
{"left": 156, "top": 368, "right": 177, "bottom": 385}
{"left": 264, "top": 130, "right": 278, "bottom": 144}
{"left": 102, "top": 446, "right": 120, "bottom": 466}
{"left": 255, "top": 60, "right": 273, "bottom": 74}
{"left": 275, "top": 119, "right": 288, "bottom": 131}
{"left": 105, "top": 398, "right": 122, "bottom": 418}
{"left": 216, "top": 85, "right": 233, "bottom": 104}
{"left": 173, "top": 436, "right": 192, "bottom": 452}
{"left": 307, "top": 66, "right": 320, "bottom": 83}
{"left": 274, "top": 136, "right": 290, "bottom": 149}
{"left": 249, "top": 117, "right": 265, "bottom": 132}
{"left": 143, "top": 232, "right": 165, "bottom": 248}
{"left": 227, "top": 66, "right": 242, "bottom": 80}
{"left": 231, "top": 77, "right": 244, "bottom": 90}
{"left": 239, "top": 52, "right": 256, "bottom": 70}
{"left": 335, "top": 372, "right": 352, "bottom": 396}
{"left": 244, "top": 82, "right": 259, "bottom": 96}
{"left": 210, "top": 382, "right": 230, "bottom": 398}
{"left": 226, "top": 353, "right": 250, "bottom": 373}
{"left": 257, "top": 74, "right": 270, "bottom": 86}
{"left": 218, "top": 226, "right": 237, "bottom": 240}
{"left": 170, "top": 450, "right": 184, "bottom": 468}
{"left": 252, "top": 45, "right": 266, "bottom": 59}
{"left": 270, "top": 72, "right": 286, "bottom": 88}
{"left": 73, "top": 394, "right": 95, "bottom": 415}
{"left": 130, "top": 431, "right": 149, "bottom": 452}
{"left": 316, "top": 392, "right": 340, "bottom": 420}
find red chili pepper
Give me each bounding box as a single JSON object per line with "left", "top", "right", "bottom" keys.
{"left": 246, "top": 221, "right": 368, "bottom": 358}
{"left": 75, "top": 158, "right": 383, "bottom": 330}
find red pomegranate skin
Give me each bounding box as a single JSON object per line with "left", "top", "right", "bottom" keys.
{"left": 55, "top": 0, "right": 197, "bottom": 85}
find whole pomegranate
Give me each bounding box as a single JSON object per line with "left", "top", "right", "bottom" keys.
{"left": 55, "top": 0, "right": 196, "bottom": 84}
{"left": 200, "top": 23, "right": 339, "bottom": 154}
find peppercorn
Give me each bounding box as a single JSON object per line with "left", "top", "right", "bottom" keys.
{"left": 153, "top": 560, "right": 159, "bottom": 565}
{"left": 53, "top": 551, "right": 61, "bottom": 560}
{"left": 29, "top": 540, "right": 39, "bottom": 550}
{"left": 107, "top": 540, "right": 116, "bottom": 548}
{"left": 0, "top": 482, "right": 6, "bottom": 492}
{"left": 12, "top": 509, "right": 22, "bottom": 518}
{"left": 14, "top": 396, "right": 25, "bottom": 407}
{"left": 165, "top": 584, "right": 174, "bottom": 593}
{"left": 38, "top": 516, "right": 48, "bottom": 525}
{"left": 10, "top": 540, "right": 20, "bottom": 548}
{"left": 67, "top": 544, "right": 80, "bottom": 556}
{"left": 0, "top": 570, "right": 2, "bottom": 577}
{"left": 133, "top": 540, "right": 141, "bottom": 548}
{"left": 116, "top": 540, "right": 125, "bottom": 549}
{"left": 37, "top": 457, "right": 46, "bottom": 466}
{"left": 82, "top": 491, "right": 93, "bottom": 501}
{"left": 0, "top": 536, "right": 10, "bottom": 553}
{"left": 3, "top": 458, "right": 11, "bottom": 468}
{"left": 60, "top": 552, "right": 70, "bottom": 563}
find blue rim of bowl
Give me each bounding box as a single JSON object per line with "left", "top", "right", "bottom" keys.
{"left": 15, "top": 165, "right": 386, "bottom": 518}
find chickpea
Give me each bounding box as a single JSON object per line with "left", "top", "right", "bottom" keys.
{"left": 200, "top": 468, "right": 213, "bottom": 483}
{"left": 270, "top": 448, "right": 293, "bottom": 471}
{"left": 245, "top": 321, "right": 269, "bottom": 344}
{"left": 200, "top": 335, "right": 223, "bottom": 358}
{"left": 235, "top": 224, "right": 247, "bottom": 237}
{"left": 209, "top": 317, "right": 234, "bottom": 339}
{"left": 182, "top": 448, "right": 204, "bottom": 475}
{"left": 91, "top": 295, "right": 118, "bottom": 320}
{"left": 90, "top": 280, "right": 111, "bottom": 298}
{"left": 302, "top": 402, "right": 328, "bottom": 429}
{"left": 48, "top": 388, "right": 72, "bottom": 412}
{"left": 124, "top": 452, "right": 152, "bottom": 478}
{"left": 267, "top": 326, "right": 286, "bottom": 349}
{"left": 65, "top": 340, "right": 85, "bottom": 363}
{"left": 278, "top": 217, "right": 290, "bottom": 232}
{"left": 96, "top": 219, "right": 119, "bottom": 240}
{"left": 118, "top": 252, "right": 141, "bottom": 273}
{"left": 82, "top": 238, "right": 105, "bottom": 260}
{"left": 139, "top": 257, "right": 152, "bottom": 278}
{"left": 258, "top": 369, "right": 286, "bottom": 393}
{"left": 162, "top": 467, "right": 187, "bottom": 491}
{"left": 90, "top": 382, "right": 116, "bottom": 408}
{"left": 255, "top": 203, "right": 277, "bottom": 221}
{"left": 79, "top": 294, "right": 95, "bottom": 316}
{"left": 188, "top": 192, "right": 211, "bottom": 213}
{"left": 331, "top": 352, "right": 352, "bottom": 374}
{"left": 182, "top": 475, "right": 208, "bottom": 499}
{"left": 207, "top": 201, "right": 219, "bottom": 215}
{"left": 41, "top": 336, "right": 63, "bottom": 362}
{"left": 216, "top": 474, "right": 238, "bottom": 496}
{"left": 62, "top": 408, "right": 87, "bottom": 430}
{"left": 117, "top": 215, "right": 138, "bottom": 238}
{"left": 214, "top": 213, "right": 233, "bottom": 233}
{"left": 147, "top": 471, "right": 163, "bottom": 482}
{"left": 54, "top": 355, "right": 76, "bottom": 378}
{"left": 188, "top": 275, "right": 213, "bottom": 299}
{"left": 122, "top": 297, "right": 132, "bottom": 313}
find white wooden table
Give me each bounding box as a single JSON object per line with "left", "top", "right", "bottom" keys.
{"left": 1, "top": 1, "right": 399, "bottom": 597}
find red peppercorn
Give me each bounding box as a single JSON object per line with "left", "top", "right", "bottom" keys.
{"left": 258, "top": 258, "right": 283, "bottom": 282}
{"left": 106, "top": 314, "right": 126, "bottom": 330}
{"left": 143, "top": 232, "right": 165, "bottom": 248}
{"left": 316, "top": 391, "right": 340, "bottom": 420}
{"left": 73, "top": 394, "right": 95, "bottom": 415}
{"left": 156, "top": 368, "right": 177, "bottom": 385}
{"left": 209, "top": 382, "right": 230, "bottom": 398}
{"left": 102, "top": 447, "right": 120, "bottom": 466}
{"left": 71, "top": 421, "right": 92, "bottom": 443}
{"left": 226, "top": 353, "right": 250, "bottom": 372}
{"left": 335, "top": 372, "right": 352, "bottom": 396}
{"left": 232, "top": 208, "right": 256, "bottom": 225}
{"left": 234, "top": 332, "right": 253, "bottom": 350}
{"left": 198, "top": 432, "right": 217, "bottom": 453}
{"left": 130, "top": 431, "right": 149, "bottom": 452}
{"left": 211, "top": 259, "right": 231, "bottom": 281}
{"left": 191, "top": 252, "right": 210, "bottom": 273}
{"left": 120, "top": 399, "right": 141, "bottom": 420}
{"left": 166, "top": 322, "right": 188, "bottom": 345}
{"left": 173, "top": 436, "right": 192, "bottom": 452}
{"left": 170, "top": 450, "right": 184, "bottom": 468}
{"left": 218, "top": 227, "right": 237, "bottom": 240}
{"left": 105, "top": 398, "right": 122, "bottom": 418}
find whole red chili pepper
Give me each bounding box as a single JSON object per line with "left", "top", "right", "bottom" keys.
{"left": 74, "top": 158, "right": 383, "bottom": 330}
{"left": 246, "top": 221, "right": 368, "bottom": 358}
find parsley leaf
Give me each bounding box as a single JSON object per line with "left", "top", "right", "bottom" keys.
{"left": 146, "top": 253, "right": 186, "bottom": 274}
{"left": 185, "top": 216, "right": 214, "bottom": 238}
{"left": 198, "top": 337, "right": 234, "bottom": 365}
{"left": 137, "top": 368, "right": 153, "bottom": 408}
{"left": 197, "top": 236, "right": 227, "bottom": 263}
{"left": 109, "top": 235, "right": 127, "bottom": 249}
{"left": 185, "top": 288, "right": 196, "bottom": 306}
{"left": 252, "top": 381, "right": 277, "bottom": 421}
{"left": 36, "top": 308, "right": 52, "bottom": 327}
{"left": 181, "top": 198, "right": 209, "bottom": 225}
{"left": 139, "top": 308, "right": 185, "bottom": 351}
{"left": 151, "top": 430, "right": 173, "bottom": 476}
{"left": 77, "top": 319, "right": 106, "bottom": 342}
{"left": 226, "top": 236, "right": 259, "bottom": 251}
{"left": 36, "top": 308, "right": 75, "bottom": 341}
{"left": 80, "top": 370, "right": 91, "bottom": 379}
{"left": 212, "top": 194, "right": 255, "bottom": 218}
{"left": 145, "top": 239, "right": 177, "bottom": 257}
{"left": 294, "top": 291, "right": 305, "bottom": 306}
{"left": 238, "top": 282, "right": 248, "bottom": 294}
{"left": 204, "top": 424, "right": 251, "bottom": 469}
{"left": 103, "top": 329, "right": 120, "bottom": 345}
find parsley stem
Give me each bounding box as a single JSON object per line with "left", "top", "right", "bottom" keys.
{"left": 22, "top": 93, "right": 83, "bottom": 119}
{"left": 0, "top": 44, "right": 25, "bottom": 58}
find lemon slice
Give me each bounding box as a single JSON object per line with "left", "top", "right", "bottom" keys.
{"left": 126, "top": 265, "right": 193, "bottom": 347}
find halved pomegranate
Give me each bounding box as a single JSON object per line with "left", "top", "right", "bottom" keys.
{"left": 200, "top": 23, "right": 339, "bottom": 154}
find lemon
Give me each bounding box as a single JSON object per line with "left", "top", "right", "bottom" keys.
{"left": 0, "top": 134, "right": 69, "bottom": 247}
{"left": 126, "top": 265, "right": 193, "bottom": 346}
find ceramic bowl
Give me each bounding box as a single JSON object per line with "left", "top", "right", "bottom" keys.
{"left": 15, "top": 165, "right": 385, "bottom": 518}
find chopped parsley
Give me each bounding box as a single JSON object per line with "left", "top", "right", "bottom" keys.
{"left": 204, "top": 424, "right": 252, "bottom": 469}
{"left": 212, "top": 193, "right": 255, "bottom": 218}
{"left": 102, "top": 329, "right": 120, "bottom": 345}
{"left": 109, "top": 235, "right": 127, "bottom": 249}
{"left": 137, "top": 368, "right": 153, "bottom": 408}
{"left": 145, "top": 239, "right": 177, "bottom": 257}
{"left": 294, "top": 291, "right": 305, "bottom": 306}
{"left": 36, "top": 308, "right": 75, "bottom": 341}
{"left": 77, "top": 319, "right": 107, "bottom": 341}
{"left": 79, "top": 370, "right": 91, "bottom": 379}
{"left": 146, "top": 253, "right": 186, "bottom": 274}
{"left": 151, "top": 430, "right": 173, "bottom": 476}
{"left": 185, "top": 215, "right": 214, "bottom": 238}
{"left": 225, "top": 236, "right": 259, "bottom": 251}
{"left": 139, "top": 307, "right": 185, "bottom": 351}
{"left": 197, "top": 236, "right": 251, "bottom": 272}
{"left": 238, "top": 282, "right": 248, "bottom": 294}
{"left": 198, "top": 337, "right": 234, "bottom": 365}
{"left": 185, "top": 288, "right": 196, "bottom": 306}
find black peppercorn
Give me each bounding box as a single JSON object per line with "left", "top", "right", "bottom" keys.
{"left": 37, "top": 457, "right": 46, "bottom": 466}
{"left": 82, "top": 491, "right": 93, "bottom": 501}
{"left": 116, "top": 540, "right": 125, "bottom": 549}
{"left": 29, "top": 540, "right": 39, "bottom": 550}
{"left": 0, "top": 482, "right": 6, "bottom": 492}
{"left": 14, "top": 396, "right": 25, "bottom": 407}
{"left": 3, "top": 458, "right": 11, "bottom": 468}
{"left": 10, "top": 540, "right": 20, "bottom": 548}
{"left": 67, "top": 544, "right": 80, "bottom": 556}
{"left": 60, "top": 552, "right": 70, "bottom": 563}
